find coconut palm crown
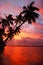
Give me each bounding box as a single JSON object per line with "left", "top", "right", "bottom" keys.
{"left": 20, "top": 1, "right": 39, "bottom": 24}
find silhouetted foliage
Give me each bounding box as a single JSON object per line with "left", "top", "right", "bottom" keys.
{"left": 20, "top": 1, "right": 39, "bottom": 24}
{"left": 0, "top": 28, "right": 6, "bottom": 54}
{"left": 0, "top": 1, "right": 39, "bottom": 54}
{"left": 14, "top": 13, "right": 23, "bottom": 27}
{"left": 27, "top": 1, "right": 39, "bottom": 11}
{"left": 5, "top": 14, "right": 14, "bottom": 26}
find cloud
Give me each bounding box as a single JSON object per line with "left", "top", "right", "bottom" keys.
{"left": 19, "top": 38, "right": 43, "bottom": 46}
{"left": 7, "top": 31, "right": 43, "bottom": 46}
{"left": 40, "top": 0, "right": 43, "bottom": 8}
{"left": 6, "top": 22, "right": 43, "bottom": 46}
{"left": 0, "top": 3, "right": 22, "bottom": 17}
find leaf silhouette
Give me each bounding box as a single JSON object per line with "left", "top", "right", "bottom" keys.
{"left": 20, "top": 1, "right": 39, "bottom": 24}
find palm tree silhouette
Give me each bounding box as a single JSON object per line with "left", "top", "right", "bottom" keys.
{"left": 4, "top": 14, "right": 14, "bottom": 27}
{"left": 27, "top": 1, "right": 39, "bottom": 11}
{"left": 14, "top": 13, "right": 23, "bottom": 27}
{"left": 20, "top": 1, "right": 39, "bottom": 24}
{"left": 0, "top": 14, "right": 14, "bottom": 29}
{"left": 0, "top": 1, "right": 39, "bottom": 54}
{"left": 0, "top": 28, "right": 6, "bottom": 54}
{"left": 2, "top": 19, "right": 7, "bottom": 29}
{"left": 0, "top": 14, "right": 15, "bottom": 54}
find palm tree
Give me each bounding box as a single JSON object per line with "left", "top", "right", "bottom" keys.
{"left": 7, "top": 1, "right": 40, "bottom": 39}
{"left": 0, "top": 14, "right": 14, "bottom": 29}
{"left": 0, "top": 14, "right": 15, "bottom": 54}
{"left": 20, "top": 1, "right": 39, "bottom": 24}
{"left": 0, "top": 28, "right": 6, "bottom": 54}
{"left": 4, "top": 14, "right": 14, "bottom": 27}
{"left": 0, "top": 1, "right": 39, "bottom": 54}
{"left": 14, "top": 13, "right": 23, "bottom": 27}
{"left": 0, "top": 17, "right": 7, "bottom": 29}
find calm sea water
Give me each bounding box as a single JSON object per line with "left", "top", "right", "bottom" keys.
{"left": 0, "top": 46, "right": 43, "bottom": 65}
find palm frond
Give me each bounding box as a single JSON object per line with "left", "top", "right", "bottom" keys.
{"left": 30, "top": 1, "right": 35, "bottom": 7}
{"left": 32, "top": 7, "right": 39, "bottom": 11}
{"left": 32, "top": 12, "right": 39, "bottom": 18}
{"left": 23, "top": 6, "right": 27, "bottom": 10}
{"left": 10, "top": 21, "right": 13, "bottom": 25}
{"left": 14, "top": 26, "right": 20, "bottom": 35}
{"left": 28, "top": 1, "right": 39, "bottom": 11}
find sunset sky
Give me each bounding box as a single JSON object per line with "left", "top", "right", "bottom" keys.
{"left": 0, "top": 0, "right": 43, "bottom": 46}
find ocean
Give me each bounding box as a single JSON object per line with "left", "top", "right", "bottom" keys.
{"left": 0, "top": 46, "right": 43, "bottom": 65}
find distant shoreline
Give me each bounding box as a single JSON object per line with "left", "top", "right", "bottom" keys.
{"left": 6, "top": 45, "right": 43, "bottom": 47}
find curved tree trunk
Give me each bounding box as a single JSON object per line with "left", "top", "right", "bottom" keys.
{"left": 0, "top": 41, "right": 6, "bottom": 54}
{"left": 0, "top": 22, "right": 24, "bottom": 54}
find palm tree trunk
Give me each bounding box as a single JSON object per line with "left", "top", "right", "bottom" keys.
{"left": 4, "top": 36, "right": 9, "bottom": 43}
{"left": 3, "top": 22, "right": 24, "bottom": 45}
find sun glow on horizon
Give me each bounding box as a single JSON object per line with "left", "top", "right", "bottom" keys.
{"left": 13, "top": 32, "right": 40, "bottom": 40}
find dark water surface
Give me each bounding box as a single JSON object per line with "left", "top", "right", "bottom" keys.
{"left": 0, "top": 46, "right": 43, "bottom": 65}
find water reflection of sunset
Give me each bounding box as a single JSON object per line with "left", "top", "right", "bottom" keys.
{"left": 4, "top": 46, "right": 43, "bottom": 65}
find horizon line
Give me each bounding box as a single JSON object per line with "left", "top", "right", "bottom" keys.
{"left": 6, "top": 45, "right": 43, "bottom": 47}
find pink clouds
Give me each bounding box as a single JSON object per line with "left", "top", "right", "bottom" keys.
{"left": 0, "top": 3, "right": 22, "bottom": 17}
{"left": 6, "top": 21, "right": 43, "bottom": 46}
{"left": 6, "top": 31, "right": 43, "bottom": 46}
{"left": 39, "top": 9, "right": 43, "bottom": 13}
